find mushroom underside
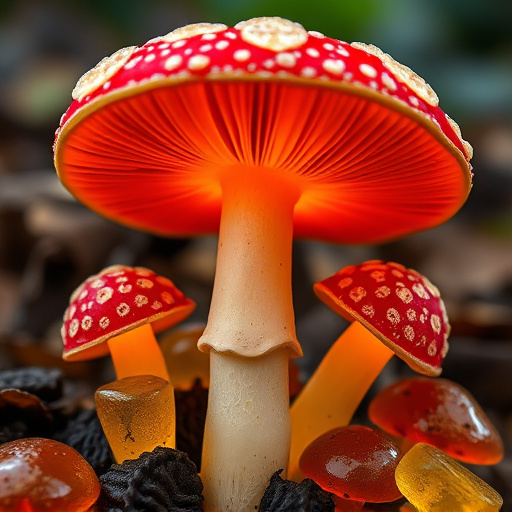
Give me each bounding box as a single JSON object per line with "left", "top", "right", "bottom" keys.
{"left": 57, "top": 80, "right": 470, "bottom": 245}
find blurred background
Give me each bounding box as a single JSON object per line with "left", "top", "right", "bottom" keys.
{"left": 0, "top": 0, "right": 511, "bottom": 507}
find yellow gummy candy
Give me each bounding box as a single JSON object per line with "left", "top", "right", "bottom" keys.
{"left": 95, "top": 375, "right": 176, "bottom": 463}
{"left": 396, "top": 443, "right": 503, "bottom": 512}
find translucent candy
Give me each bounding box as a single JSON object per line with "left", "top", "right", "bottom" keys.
{"left": 299, "top": 425, "right": 402, "bottom": 505}
{"left": 160, "top": 324, "right": 210, "bottom": 389}
{"left": 95, "top": 374, "right": 175, "bottom": 463}
{"left": 0, "top": 437, "right": 100, "bottom": 512}
{"left": 395, "top": 443, "right": 503, "bottom": 512}
{"left": 368, "top": 377, "right": 504, "bottom": 464}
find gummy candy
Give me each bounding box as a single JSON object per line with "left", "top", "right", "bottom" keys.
{"left": 299, "top": 425, "right": 402, "bottom": 507}
{"left": 368, "top": 377, "right": 504, "bottom": 465}
{"left": 0, "top": 437, "right": 100, "bottom": 512}
{"left": 395, "top": 443, "right": 503, "bottom": 512}
{"left": 160, "top": 324, "right": 210, "bottom": 389}
{"left": 95, "top": 374, "right": 176, "bottom": 463}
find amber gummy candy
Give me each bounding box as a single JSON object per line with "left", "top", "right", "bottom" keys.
{"left": 0, "top": 437, "right": 100, "bottom": 512}
{"left": 396, "top": 443, "right": 503, "bottom": 512}
{"left": 160, "top": 324, "right": 210, "bottom": 389}
{"left": 95, "top": 374, "right": 175, "bottom": 463}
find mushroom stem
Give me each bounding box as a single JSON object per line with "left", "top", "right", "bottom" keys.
{"left": 288, "top": 321, "right": 394, "bottom": 481}
{"left": 199, "top": 171, "right": 301, "bottom": 355}
{"left": 107, "top": 322, "right": 170, "bottom": 382}
{"left": 198, "top": 171, "right": 302, "bottom": 512}
{"left": 202, "top": 350, "right": 291, "bottom": 512}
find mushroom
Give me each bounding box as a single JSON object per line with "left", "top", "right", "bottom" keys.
{"left": 62, "top": 264, "right": 195, "bottom": 381}
{"left": 289, "top": 260, "right": 450, "bottom": 480}
{"left": 368, "top": 376, "right": 504, "bottom": 465}
{"left": 299, "top": 425, "right": 403, "bottom": 511}
{"left": 62, "top": 265, "right": 195, "bottom": 454}
{"left": 53, "top": 18, "right": 472, "bottom": 511}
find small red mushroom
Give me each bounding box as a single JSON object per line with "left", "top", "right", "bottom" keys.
{"left": 62, "top": 265, "right": 194, "bottom": 455}
{"left": 368, "top": 376, "right": 504, "bottom": 465}
{"left": 62, "top": 264, "right": 195, "bottom": 381}
{"left": 289, "top": 260, "right": 449, "bottom": 479}
{"left": 54, "top": 17, "right": 472, "bottom": 511}
{"left": 299, "top": 425, "right": 402, "bottom": 511}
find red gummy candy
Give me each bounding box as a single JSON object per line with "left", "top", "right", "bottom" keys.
{"left": 299, "top": 425, "right": 402, "bottom": 504}
{"left": 0, "top": 437, "right": 100, "bottom": 511}
{"left": 368, "top": 377, "right": 504, "bottom": 465}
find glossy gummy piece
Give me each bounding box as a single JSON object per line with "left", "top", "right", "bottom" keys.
{"left": 299, "top": 425, "right": 402, "bottom": 504}
{"left": 395, "top": 443, "right": 503, "bottom": 512}
{"left": 0, "top": 437, "right": 100, "bottom": 512}
{"left": 95, "top": 374, "right": 176, "bottom": 463}
{"left": 368, "top": 377, "right": 504, "bottom": 464}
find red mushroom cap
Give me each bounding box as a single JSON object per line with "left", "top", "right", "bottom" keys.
{"left": 368, "top": 377, "right": 504, "bottom": 465}
{"left": 299, "top": 425, "right": 403, "bottom": 503}
{"left": 313, "top": 260, "right": 450, "bottom": 375}
{"left": 54, "top": 17, "right": 472, "bottom": 245}
{"left": 61, "top": 265, "right": 195, "bottom": 361}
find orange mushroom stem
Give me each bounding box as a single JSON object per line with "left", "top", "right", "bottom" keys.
{"left": 107, "top": 323, "right": 169, "bottom": 381}
{"left": 289, "top": 321, "right": 393, "bottom": 480}
{"left": 288, "top": 261, "right": 450, "bottom": 481}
